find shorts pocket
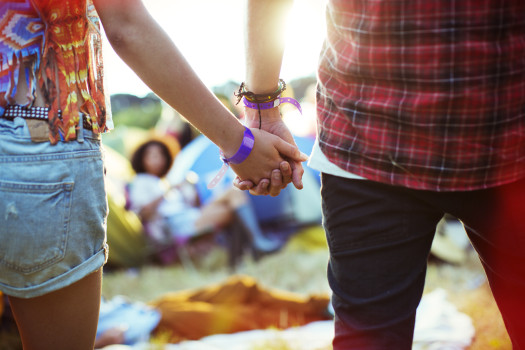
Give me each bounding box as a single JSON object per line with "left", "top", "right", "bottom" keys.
{"left": 0, "top": 180, "right": 74, "bottom": 274}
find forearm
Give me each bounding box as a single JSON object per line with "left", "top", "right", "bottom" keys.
{"left": 242, "top": 0, "right": 306, "bottom": 194}
{"left": 245, "top": 0, "right": 294, "bottom": 94}
{"left": 94, "top": 0, "right": 305, "bottom": 187}
{"left": 244, "top": 0, "right": 294, "bottom": 127}
{"left": 95, "top": 0, "right": 244, "bottom": 156}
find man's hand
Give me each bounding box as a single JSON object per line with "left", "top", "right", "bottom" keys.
{"left": 236, "top": 106, "right": 305, "bottom": 195}
{"left": 229, "top": 127, "right": 307, "bottom": 190}
{"left": 234, "top": 160, "right": 293, "bottom": 196}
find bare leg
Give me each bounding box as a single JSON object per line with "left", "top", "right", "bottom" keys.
{"left": 8, "top": 269, "right": 102, "bottom": 350}
{"left": 195, "top": 202, "right": 233, "bottom": 231}
{"left": 213, "top": 187, "right": 248, "bottom": 208}
{"left": 215, "top": 187, "right": 281, "bottom": 254}
{"left": 194, "top": 188, "right": 247, "bottom": 231}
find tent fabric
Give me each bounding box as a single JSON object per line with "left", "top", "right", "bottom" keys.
{"left": 169, "top": 135, "right": 322, "bottom": 227}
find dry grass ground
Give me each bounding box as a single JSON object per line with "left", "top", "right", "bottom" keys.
{"left": 102, "top": 245, "right": 333, "bottom": 302}
{"left": 101, "top": 242, "right": 512, "bottom": 350}
{"left": 453, "top": 283, "right": 512, "bottom": 350}
{"left": 425, "top": 250, "right": 512, "bottom": 350}
{"left": 0, "top": 238, "right": 512, "bottom": 349}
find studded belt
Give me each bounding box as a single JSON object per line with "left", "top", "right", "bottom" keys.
{"left": 1, "top": 105, "right": 93, "bottom": 131}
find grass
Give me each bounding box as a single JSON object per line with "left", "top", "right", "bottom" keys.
{"left": 0, "top": 233, "right": 511, "bottom": 350}
{"left": 101, "top": 237, "right": 512, "bottom": 350}
{"left": 425, "top": 251, "right": 512, "bottom": 350}
{"left": 102, "top": 244, "right": 332, "bottom": 303}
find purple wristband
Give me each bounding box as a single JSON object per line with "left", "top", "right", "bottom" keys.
{"left": 220, "top": 126, "right": 254, "bottom": 164}
{"left": 243, "top": 96, "right": 302, "bottom": 114}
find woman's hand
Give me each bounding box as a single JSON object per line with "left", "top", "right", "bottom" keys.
{"left": 229, "top": 128, "right": 307, "bottom": 191}
{"left": 234, "top": 106, "right": 307, "bottom": 196}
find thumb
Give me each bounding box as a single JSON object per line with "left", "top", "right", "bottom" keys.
{"left": 273, "top": 138, "right": 309, "bottom": 162}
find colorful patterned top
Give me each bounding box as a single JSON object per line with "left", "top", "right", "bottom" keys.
{"left": 0, "top": 0, "right": 112, "bottom": 143}
{"left": 316, "top": 0, "right": 525, "bottom": 191}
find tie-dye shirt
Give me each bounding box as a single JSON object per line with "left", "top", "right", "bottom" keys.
{"left": 0, "top": 0, "right": 112, "bottom": 143}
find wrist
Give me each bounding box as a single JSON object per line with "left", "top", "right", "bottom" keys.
{"left": 243, "top": 81, "right": 280, "bottom": 95}
{"left": 220, "top": 126, "right": 255, "bottom": 164}
{"left": 243, "top": 96, "right": 302, "bottom": 115}
{"left": 235, "top": 80, "right": 302, "bottom": 129}
{"left": 217, "top": 122, "right": 245, "bottom": 158}
{"left": 244, "top": 107, "right": 281, "bottom": 126}
{"left": 236, "top": 79, "right": 286, "bottom": 104}
{"left": 208, "top": 126, "right": 255, "bottom": 189}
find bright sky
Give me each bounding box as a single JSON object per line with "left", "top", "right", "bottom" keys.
{"left": 101, "top": 0, "right": 327, "bottom": 97}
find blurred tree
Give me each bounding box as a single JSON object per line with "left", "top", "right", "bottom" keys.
{"left": 110, "top": 93, "right": 162, "bottom": 129}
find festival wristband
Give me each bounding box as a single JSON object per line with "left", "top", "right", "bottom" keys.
{"left": 243, "top": 96, "right": 303, "bottom": 114}
{"left": 208, "top": 126, "right": 255, "bottom": 189}
{"left": 220, "top": 126, "right": 255, "bottom": 164}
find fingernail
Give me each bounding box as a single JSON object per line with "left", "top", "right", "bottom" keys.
{"left": 300, "top": 152, "right": 309, "bottom": 161}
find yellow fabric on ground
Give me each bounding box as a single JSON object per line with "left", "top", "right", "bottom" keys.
{"left": 149, "top": 275, "right": 331, "bottom": 343}
{"left": 286, "top": 225, "right": 327, "bottom": 252}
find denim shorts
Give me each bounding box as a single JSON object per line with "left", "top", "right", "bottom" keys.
{"left": 0, "top": 116, "right": 108, "bottom": 298}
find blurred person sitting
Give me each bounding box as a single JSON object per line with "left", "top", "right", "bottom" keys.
{"left": 128, "top": 138, "right": 281, "bottom": 265}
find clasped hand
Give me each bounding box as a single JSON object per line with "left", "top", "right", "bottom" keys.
{"left": 230, "top": 110, "right": 307, "bottom": 197}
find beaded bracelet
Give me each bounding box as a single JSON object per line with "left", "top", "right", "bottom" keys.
{"left": 208, "top": 126, "right": 255, "bottom": 189}
{"left": 234, "top": 79, "right": 301, "bottom": 129}
{"left": 235, "top": 79, "right": 287, "bottom": 104}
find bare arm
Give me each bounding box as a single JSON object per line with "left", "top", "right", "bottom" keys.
{"left": 241, "top": 0, "right": 305, "bottom": 196}
{"left": 92, "top": 0, "right": 305, "bottom": 184}
{"left": 245, "top": 0, "right": 293, "bottom": 94}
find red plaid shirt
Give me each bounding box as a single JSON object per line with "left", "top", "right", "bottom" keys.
{"left": 317, "top": 0, "right": 525, "bottom": 191}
